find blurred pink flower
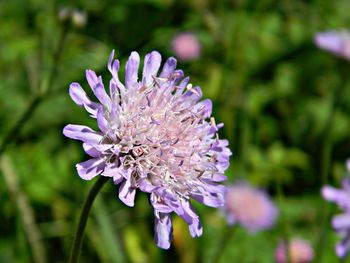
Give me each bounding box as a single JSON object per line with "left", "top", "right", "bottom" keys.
{"left": 314, "top": 30, "right": 350, "bottom": 60}
{"left": 275, "top": 238, "right": 314, "bottom": 263}
{"left": 172, "top": 33, "right": 201, "bottom": 61}
{"left": 223, "top": 183, "right": 278, "bottom": 232}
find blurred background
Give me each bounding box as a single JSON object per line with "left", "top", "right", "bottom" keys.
{"left": 1, "top": 0, "right": 350, "bottom": 262}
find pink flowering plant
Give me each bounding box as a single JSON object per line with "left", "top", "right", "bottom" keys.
{"left": 223, "top": 183, "right": 278, "bottom": 232}
{"left": 275, "top": 238, "right": 314, "bottom": 263}
{"left": 171, "top": 32, "right": 201, "bottom": 61}
{"left": 63, "top": 50, "right": 231, "bottom": 250}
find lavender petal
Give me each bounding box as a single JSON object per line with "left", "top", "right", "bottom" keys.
{"left": 118, "top": 180, "right": 136, "bottom": 207}
{"left": 142, "top": 51, "right": 161, "bottom": 86}
{"left": 69, "top": 82, "right": 99, "bottom": 116}
{"left": 154, "top": 212, "right": 173, "bottom": 249}
{"left": 125, "top": 51, "right": 140, "bottom": 89}
{"left": 82, "top": 143, "right": 100, "bottom": 157}
{"left": 332, "top": 214, "right": 350, "bottom": 230}
{"left": 76, "top": 158, "right": 105, "bottom": 180}
{"left": 160, "top": 57, "right": 177, "bottom": 78}
{"left": 63, "top": 124, "right": 102, "bottom": 144}
{"left": 97, "top": 106, "right": 109, "bottom": 134}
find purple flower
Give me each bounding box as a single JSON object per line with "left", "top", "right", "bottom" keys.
{"left": 314, "top": 30, "right": 350, "bottom": 60}
{"left": 63, "top": 50, "right": 231, "bottom": 249}
{"left": 275, "top": 238, "right": 314, "bottom": 263}
{"left": 322, "top": 172, "right": 350, "bottom": 258}
{"left": 172, "top": 33, "right": 201, "bottom": 61}
{"left": 223, "top": 183, "right": 278, "bottom": 232}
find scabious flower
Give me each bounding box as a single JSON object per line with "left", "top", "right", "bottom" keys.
{"left": 63, "top": 50, "right": 231, "bottom": 249}
{"left": 322, "top": 171, "right": 350, "bottom": 258}
{"left": 314, "top": 30, "right": 350, "bottom": 60}
{"left": 275, "top": 238, "right": 314, "bottom": 263}
{"left": 223, "top": 183, "right": 278, "bottom": 232}
{"left": 172, "top": 32, "right": 201, "bottom": 61}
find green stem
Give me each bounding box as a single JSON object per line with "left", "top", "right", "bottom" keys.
{"left": 69, "top": 176, "right": 109, "bottom": 263}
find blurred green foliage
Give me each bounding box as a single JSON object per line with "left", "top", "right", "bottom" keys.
{"left": 1, "top": 0, "right": 350, "bottom": 262}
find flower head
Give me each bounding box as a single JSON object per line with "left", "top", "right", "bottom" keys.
{"left": 63, "top": 50, "right": 231, "bottom": 249}
{"left": 223, "top": 183, "right": 278, "bottom": 232}
{"left": 322, "top": 162, "right": 350, "bottom": 258}
{"left": 314, "top": 30, "right": 350, "bottom": 60}
{"left": 172, "top": 33, "right": 201, "bottom": 61}
{"left": 275, "top": 238, "right": 314, "bottom": 263}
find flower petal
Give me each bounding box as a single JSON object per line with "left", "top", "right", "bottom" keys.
{"left": 108, "top": 51, "right": 126, "bottom": 99}
{"left": 69, "top": 82, "right": 90, "bottom": 106}
{"left": 118, "top": 180, "right": 136, "bottom": 207}
{"left": 97, "top": 106, "right": 109, "bottom": 134}
{"left": 125, "top": 51, "right": 140, "bottom": 89}
{"left": 183, "top": 201, "right": 202, "bottom": 237}
{"left": 82, "top": 143, "right": 113, "bottom": 158}
{"left": 175, "top": 200, "right": 202, "bottom": 237}
{"left": 336, "top": 243, "right": 348, "bottom": 258}
{"left": 107, "top": 50, "right": 117, "bottom": 77}
{"left": 332, "top": 214, "right": 350, "bottom": 230}
{"left": 86, "top": 69, "right": 100, "bottom": 90}
{"left": 342, "top": 177, "right": 350, "bottom": 192}
{"left": 86, "top": 70, "right": 111, "bottom": 108}
{"left": 154, "top": 212, "right": 173, "bottom": 249}
{"left": 102, "top": 163, "right": 125, "bottom": 185}
{"left": 315, "top": 32, "right": 344, "bottom": 55}
{"left": 82, "top": 143, "right": 100, "bottom": 157}
{"left": 322, "top": 186, "right": 348, "bottom": 204}
{"left": 113, "top": 173, "right": 124, "bottom": 185}
{"left": 188, "top": 217, "right": 203, "bottom": 238}
{"left": 192, "top": 191, "right": 224, "bottom": 208}
{"left": 160, "top": 57, "right": 177, "bottom": 78}
{"left": 138, "top": 178, "right": 158, "bottom": 193}
{"left": 69, "top": 82, "right": 99, "bottom": 116}
{"left": 63, "top": 124, "right": 102, "bottom": 144}
{"left": 193, "top": 99, "right": 212, "bottom": 118}
{"left": 76, "top": 158, "right": 105, "bottom": 180}
{"left": 171, "top": 70, "right": 184, "bottom": 84}
{"left": 177, "top": 76, "right": 189, "bottom": 92}
{"left": 142, "top": 51, "right": 161, "bottom": 86}
{"left": 336, "top": 236, "right": 350, "bottom": 258}
{"left": 150, "top": 193, "right": 174, "bottom": 213}
{"left": 94, "top": 83, "right": 111, "bottom": 108}
{"left": 202, "top": 172, "right": 227, "bottom": 182}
